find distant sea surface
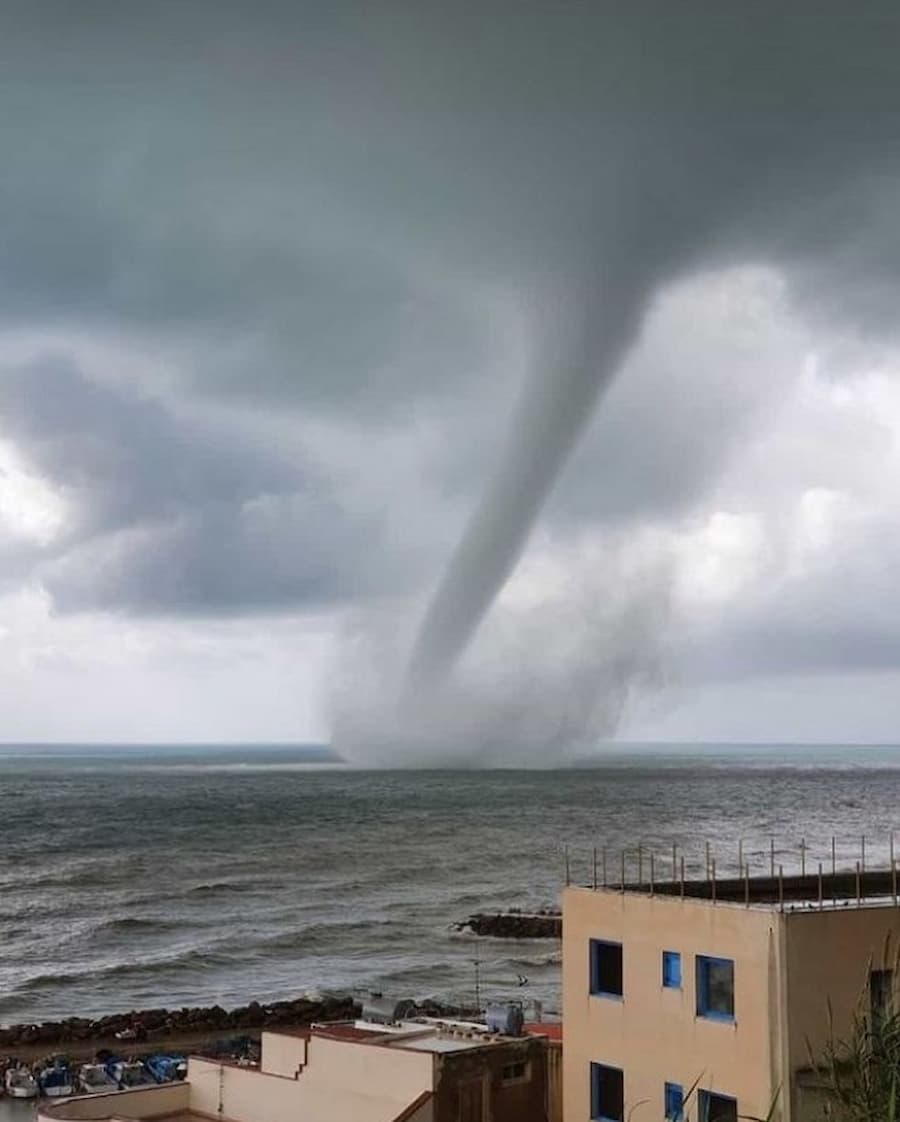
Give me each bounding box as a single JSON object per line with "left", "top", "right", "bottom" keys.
{"left": 3, "top": 742, "right": 900, "bottom": 1029}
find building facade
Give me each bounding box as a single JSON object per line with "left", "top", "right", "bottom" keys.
{"left": 563, "top": 877, "right": 900, "bottom": 1122}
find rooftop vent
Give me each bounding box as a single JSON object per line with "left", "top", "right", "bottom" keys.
{"left": 485, "top": 1003, "right": 524, "bottom": 1037}
{"left": 362, "top": 996, "right": 417, "bottom": 1025}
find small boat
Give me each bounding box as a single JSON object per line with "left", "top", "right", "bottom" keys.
{"left": 145, "top": 1055, "right": 187, "bottom": 1083}
{"left": 5, "top": 1066, "right": 38, "bottom": 1099}
{"left": 39, "top": 1060, "right": 75, "bottom": 1098}
{"left": 77, "top": 1064, "right": 118, "bottom": 1094}
{"left": 108, "top": 1060, "right": 154, "bottom": 1089}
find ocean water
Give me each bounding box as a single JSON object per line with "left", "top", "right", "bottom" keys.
{"left": 2, "top": 742, "right": 900, "bottom": 1031}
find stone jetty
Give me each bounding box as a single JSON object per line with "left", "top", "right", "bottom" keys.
{"left": 456, "top": 911, "right": 561, "bottom": 939}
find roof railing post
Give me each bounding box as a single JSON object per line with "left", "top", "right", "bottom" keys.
{"left": 744, "top": 861, "right": 750, "bottom": 908}
{"left": 602, "top": 846, "right": 608, "bottom": 888}
{"left": 832, "top": 836, "right": 837, "bottom": 905}
{"left": 711, "top": 858, "right": 717, "bottom": 905}
{"left": 856, "top": 860, "right": 862, "bottom": 907}
{"left": 592, "top": 846, "right": 598, "bottom": 890}
{"left": 650, "top": 852, "right": 655, "bottom": 897}
{"left": 818, "top": 862, "right": 823, "bottom": 910}
{"left": 621, "top": 850, "right": 626, "bottom": 894}
{"left": 770, "top": 837, "right": 775, "bottom": 880}
{"left": 672, "top": 843, "right": 677, "bottom": 884}
{"left": 778, "top": 864, "right": 784, "bottom": 912}
{"left": 680, "top": 855, "right": 685, "bottom": 900}
{"left": 892, "top": 857, "right": 897, "bottom": 907}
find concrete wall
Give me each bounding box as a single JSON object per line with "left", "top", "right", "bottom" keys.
{"left": 393, "top": 1093, "right": 435, "bottom": 1122}
{"left": 261, "top": 1030, "right": 307, "bottom": 1077}
{"left": 38, "top": 1083, "right": 190, "bottom": 1122}
{"left": 563, "top": 888, "right": 785, "bottom": 1122}
{"left": 303, "top": 1035, "right": 433, "bottom": 1101}
{"left": 546, "top": 1041, "right": 563, "bottom": 1122}
{"left": 434, "top": 1037, "right": 548, "bottom": 1122}
{"left": 784, "top": 905, "right": 900, "bottom": 1117}
{"left": 189, "top": 1042, "right": 433, "bottom": 1122}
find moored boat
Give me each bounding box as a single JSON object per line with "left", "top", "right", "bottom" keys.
{"left": 145, "top": 1054, "right": 187, "bottom": 1083}
{"left": 39, "top": 1059, "right": 75, "bottom": 1098}
{"left": 5, "top": 1066, "right": 38, "bottom": 1099}
{"left": 77, "top": 1064, "right": 118, "bottom": 1094}
{"left": 108, "top": 1060, "right": 154, "bottom": 1089}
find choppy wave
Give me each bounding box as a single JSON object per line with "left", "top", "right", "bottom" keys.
{"left": 16, "top": 945, "right": 243, "bottom": 993}
{"left": 2, "top": 744, "right": 900, "bottom": 1025}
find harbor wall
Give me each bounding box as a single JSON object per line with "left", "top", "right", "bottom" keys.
{"left": 38, "top": 1082, "right": 190, "bottom": 1122}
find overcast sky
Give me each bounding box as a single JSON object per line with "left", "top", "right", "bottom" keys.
{"left": 3, "top": 2, "right": 900, "bottom": 751}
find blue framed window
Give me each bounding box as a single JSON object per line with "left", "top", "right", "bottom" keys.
{"left": 696, "top": 955, "right": 734, "bottom": 1021}
{"left": 665, "top": 1082, "right": 684, "bottom": 1121}
{"left": 699, "top": 1090, "right": 737, "bottom": 1122}
{"left": 590, "top": 939, "right": 623, "bottom": 998}
{"left": 662, "top": 951, "right": 682, "bottom": 989}
{"left": 591, "top": 1062, "right": 624, "bottom": 1122}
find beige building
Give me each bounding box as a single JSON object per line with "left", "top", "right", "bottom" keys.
{"left": 563, "top": 870, "right": 900, "bottom": 1122}
{"left": 39, "top": 1016, "right": 554, "bottom": 1122}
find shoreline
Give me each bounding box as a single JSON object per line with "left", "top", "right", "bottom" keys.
{"left": 0, "top": 993, "right": 476, "bottom": 1065}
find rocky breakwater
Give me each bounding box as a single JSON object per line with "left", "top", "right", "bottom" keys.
{"left": 455, "top": 910, "right": 561, "bottom": 939}
{"left": 0, "top": 994, "right": 359, "bottom": 1051}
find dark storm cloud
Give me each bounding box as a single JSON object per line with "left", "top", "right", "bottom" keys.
{"left": 0, "top": 360, "right": 295, "bottom": 534}
{"left": 0, "top": 360, "right": 392, "bottom": 612}
{"left": 2, "top": 0, "right": 900, "bottom": 671}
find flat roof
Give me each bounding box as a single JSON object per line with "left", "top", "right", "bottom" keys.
{"left": 286, "top": 1019, "right": 537, "bottom": 1053}
{"left": 580, "top": 868, "right": 900, "bottom": 910}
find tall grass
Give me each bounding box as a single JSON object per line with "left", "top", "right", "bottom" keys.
{"left": 809, "top": 943, "right": 900, "bottom": 1122}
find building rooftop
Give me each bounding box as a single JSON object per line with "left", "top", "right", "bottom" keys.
{"left": 299, "top": 1017, "right": 540, "bottom": 1053}
{"left": 585, "top": 867, "right": 900, "bottom": 910}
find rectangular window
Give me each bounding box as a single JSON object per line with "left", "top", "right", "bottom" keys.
{"left": 871, "top": 969, "right": 894, "bottom": 1023}
{"left": 699, "top": 1091, "right": 737, "bottom": 1122}
{"left": 662, "top": 951, "right": 682, "bottom": 989}
{"left": 591, "top": 1063, "right": 624, "bottom": 1122}
{"left": 665, "top": 1083, "right": 684, "bottom": 1122}
{"left": 590, "top": 939, "right": 623, "bottom": 998}
{"left": 696, "top": 955, "right": 734, "bottom": 1020}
